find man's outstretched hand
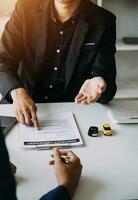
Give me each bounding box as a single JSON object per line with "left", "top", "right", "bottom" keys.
{"left": 75, "top": 77, "right": 107, "bottom": 105}
{"left": 49, "top": 149, "right": 82, "bottom": 198}
{"left": 11, "top": 88, "right": 39, "bottom": 128}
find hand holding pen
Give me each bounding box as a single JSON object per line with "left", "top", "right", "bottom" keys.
{"left": 49, "top": 148, "right": 82, "bottom": 198}
{"left": 50, "top": 153, "right": 70, "bottom": 164}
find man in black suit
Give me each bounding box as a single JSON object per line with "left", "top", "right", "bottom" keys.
{"left": 0, "top": 0, "right": 116, "bottom": 127}
{"left": 0, "top": 128, "right": 82, "bottom": 200}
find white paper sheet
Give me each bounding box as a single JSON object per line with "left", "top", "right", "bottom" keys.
{"left": 19, "top": 112, "right": 83, "bottom": 149}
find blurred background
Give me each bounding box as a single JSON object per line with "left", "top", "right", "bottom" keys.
{"left": 0, "top": 0, "right": 16, "bottom": 15}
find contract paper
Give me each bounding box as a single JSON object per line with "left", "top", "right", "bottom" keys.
{"left": 19, "top": 112, "right": 83, "bottom": 149}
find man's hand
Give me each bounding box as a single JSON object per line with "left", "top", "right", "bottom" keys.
{"left": 10, "top": 162, "right": 17, "bottom": 174}
{"left": 49, "top": 149, "right": 82, "bottom": 198}
{"left": 11, "top": 88, "right": 39, "bottom": 128}
{"left": 75, "top": 77, "right": 107, "bottom": 105}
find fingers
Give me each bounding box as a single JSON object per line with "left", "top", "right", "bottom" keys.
{"left": 18, "top": 110, "right": 25, "bottom": 124}
{"left": 66, "top": 151, "right": 79, "bottom": 163}
{"left": 75, "top": 93, "right": 83, "bottom": 103}
{"left": 54, "top": 148, "right": 62, "bottom": 163}
{"left": 31, "top": 109, "right": 39, "bottom": 129}
{"left": 49, "top": 149, "right": 63, "bottom": 166}
{"left": 75, "top": 94, "right": 87, "bottom": 104}
{"left": 49, "top": 160, "right": 55, "bottom": 165}
{"left": 15, "top": 109, "right": 20, "bottom": 122}
{"left": 14, "top": 104, "right": 39, "bottom": 128}
{"left": 75, "top": 88, "right": 91, "bottom": 103}
{"left": 86, "top": 92, "right": 101, "bottom": 104}
{"left": 75, "top": 90, "right": 90, "bottom": 104}
{"left": 11, "top": 88, "right": 39, "bottom": 127}
{"left": 75, "top": 77, "right": 107, "bottom": 105}
{"left": 52, "top": 149, "right": 80, "bottom": 164}
{"left": 57, "top": 149, "right": 80, "bottom": 163}
{"left": 75, "top": 88, "right": 102, "bottom": 104}
{"left": 24, "top": 110, "right": 32, "bottom": 126}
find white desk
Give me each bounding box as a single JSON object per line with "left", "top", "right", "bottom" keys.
{"left": 0, "top": 100, "right": 138, "bottom": 200}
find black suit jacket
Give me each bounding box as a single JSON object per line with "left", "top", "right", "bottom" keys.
{"left": 0, "top": 132, "right": 17, "bottom": 200}
{"left": 0, "top": 0, "right": 117, "bottom": 103}
{"left": 0, "top": 129, "right": 70, "bottom": 200}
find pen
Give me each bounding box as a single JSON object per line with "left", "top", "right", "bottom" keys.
{"left": 130, "top": 117, "right": 138, "bottom": 119}
{"left": 50, "top": 154, "right": 70, "bottom": 164}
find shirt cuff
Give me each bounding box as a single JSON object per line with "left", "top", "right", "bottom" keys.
{"left": 40, "top": 185, "right": 70, "bottom": 200}
{"left": 5, "top": 85, "right": 24, "bottom": 103}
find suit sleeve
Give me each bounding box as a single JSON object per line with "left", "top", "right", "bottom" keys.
{"left": 0, "top": 130, "right": 17, "bottom": 200}
{"left": 92, "top": 16, "right": 117, "bottom": 104}
{"left": 39, "top": 185, "right": 70, "bottom": 200}
{"left": 0, "top": 126, "right": 70, "bottom": 200}
{"left": 0, "top": 0, "right": 24, "bottom": 99}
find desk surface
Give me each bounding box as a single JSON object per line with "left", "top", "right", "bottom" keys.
{"left": 0, "top": 100, "right": 138, "bottom": 200}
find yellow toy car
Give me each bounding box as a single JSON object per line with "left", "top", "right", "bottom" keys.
{"left": 102, "top": 123, "right": 112, "bottom": 136}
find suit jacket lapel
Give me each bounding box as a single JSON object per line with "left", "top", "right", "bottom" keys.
{"left": 65, "top": 18, "right": 89, "bottom": 89}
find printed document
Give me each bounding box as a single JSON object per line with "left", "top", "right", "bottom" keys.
{"left": 108, "top": 100, "right": 138, "bottom": 123}
{"left": 19, "top": 112, "right": 83, "bottom": 149}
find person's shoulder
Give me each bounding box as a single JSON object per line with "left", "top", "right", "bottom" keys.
{"left": 84, "top": 0, "right": 116, "bottom": 24}
{"left": 20, "top": 0, "right": 41, "bottom": 5}
{"left": 18, "top": 0, "right": 42, "bottom": 11}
